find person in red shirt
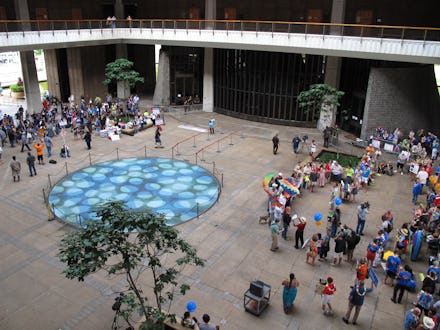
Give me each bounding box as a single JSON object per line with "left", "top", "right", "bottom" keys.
{"left": 322, "top": 277, "right": 336, "bottom": 315}
{"left": 293, "top": 216, "right": 307, "bottom": 249}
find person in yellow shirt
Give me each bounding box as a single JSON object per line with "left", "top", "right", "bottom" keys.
{"left": 33, "top": 141, "right": 45, "bottom": 165}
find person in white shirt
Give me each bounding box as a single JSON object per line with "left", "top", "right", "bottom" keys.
{"left": 416, "top": 167, "right": 429, "bottom": 192}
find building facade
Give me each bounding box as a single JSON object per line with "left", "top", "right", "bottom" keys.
{"left": 1, "top": 0, "right": 439, "bottom": 137}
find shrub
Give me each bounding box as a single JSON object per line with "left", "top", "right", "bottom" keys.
{"left": 10, "top": 84, "right": 24, "bottom": 93}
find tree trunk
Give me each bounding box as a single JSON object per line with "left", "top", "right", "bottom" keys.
{"left": 117, "top": 81, "right": 130, "bottom": 99}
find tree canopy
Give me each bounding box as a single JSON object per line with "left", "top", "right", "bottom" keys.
{"left": 103, "top": 58, "right": 145, "bottom": 88}
{"left": 298, "top": 84, "right": 344, "bottom": 120}
{"left": 58, "top": 201, "right": 205, "bottom": 329}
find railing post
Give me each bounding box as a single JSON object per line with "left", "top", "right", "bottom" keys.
{"left": 196, "top": 202, "right": 199, "bottom": 219}
{"left": 48, "top": 174, "right": 52, "bottom": 188}
{"left": 51, "top": 21, "right": 54, "bottom": 36}
{"left": 221, "top": 173, "right": 224, "bottom": 188}
{"left": 271, "top": 23, "right": 274, "bottom": 38}
{"left": 241, "top": 21, "right": 243, "bottom": 37}
{"left": 89, "top": 20, "right": 92, "bottom": 34}
{"left": 256, "top": 22, "right": 258, "bottom": 37}
{"left": 305, "top": 24, "right": 308, "bottom": 39}
{"left": 37, "top": 21, "right": 40, "bottom": 36}
{"left": 65, "top": 21, "right": 68, "bottom": 35}
{"left": 401, "top": 28, "right": 405, "bottom": 46}
{"left": 212, "top": 161, "right": 215, "bottom": 174}
{"left": 144, "top": 145, "right": 147, "bottom": 158}
{"left": 288, "top": 23, "right": 291, "bottom": 39}
{"left": 77, "top": 20, "right": 80, "bottom": 35}
{"left": 89, "top": 152, "right": 92, "bottom": 165}
{"left": 116, "top": 147, "right": 119, "bottom": 160}
{"left": 423, "top": 30, "right": 427, "bottom": 47}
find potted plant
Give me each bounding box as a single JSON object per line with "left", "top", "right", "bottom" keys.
{"left": 10, "top": 84, "right": 25, "bottom": 99}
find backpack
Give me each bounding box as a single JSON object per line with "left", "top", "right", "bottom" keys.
{"left": 386, "top": 222, "right": 393, "bottom": 233}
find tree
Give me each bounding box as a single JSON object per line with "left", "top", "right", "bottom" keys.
{"left": 104, "top": 58, "right": 145, "bottom": 99}
{"left": 58, "top": 201, "right": 205, "bottom": 330}
{"left": 297, "top": 84, "right": 344, "bottom": 131}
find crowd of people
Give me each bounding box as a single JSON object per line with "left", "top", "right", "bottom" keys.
{"left": 0, "top": 92, "right": 169, "bottom": 181}
{"left": 264, "top": 126, "right": 440, "bottom": 329}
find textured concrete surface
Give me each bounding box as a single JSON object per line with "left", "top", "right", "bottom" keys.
{"left": 0, "top": 97, "right": 433, "bottom": 330}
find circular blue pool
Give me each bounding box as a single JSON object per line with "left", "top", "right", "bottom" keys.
{"left": 48, "top": 158, "right": 220, "bottom": 226}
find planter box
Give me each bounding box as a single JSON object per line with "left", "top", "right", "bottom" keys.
{"left": 11, "top": 91, "right": 25, "bottom": 99}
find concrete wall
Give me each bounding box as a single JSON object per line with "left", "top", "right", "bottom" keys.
{"left": 361, "top": 65, "right": 440, "bottom": 140}
{"left": 81, "top": 46, "right": 107, "bottom": 99}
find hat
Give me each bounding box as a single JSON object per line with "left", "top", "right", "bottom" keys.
{"left": 423, "top": 316, "right": 435, "bottom": 329}
{"left": 278, "top": 172, "right": 283, "bottom": 177}
{"left": 412, "top": 308, "right": 421, "bottom": 316}
{"left": 300, "top": 216, "right": 306, "bottom": 223}
{"left": 271, "top": 183, "right": 277, "bottom": 188}
{"left": 401, "top": 228, "right": 409, "bottom": 236}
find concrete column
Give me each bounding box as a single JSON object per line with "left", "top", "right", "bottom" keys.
{"left": 14, "top": 0, "right": 30, "bottom": 20}
{"left": 203, "top": 48, "right": 214, "bottom": 112}
{"left": 115, "top": 0, "right": 124, "bottom": 19}
{"left": 44, "top": 49, "right": 61, "bottom": 99}
{"left": 319, "top": 0, "right": 346, "bottom": 128}
{"left": 20, "top": 51, "right": 41, "bottom": 114}
{"left": 153, "top": 49, "right": 170, "bottom": 105}
{"left": 205, "top": 0, "right": 216, "bottom": 20}
{"left": 67, "top": 48, "right": 84, "bottom": 99}
{"left": 15, "top": 0, "right": 40, "bottom": 113}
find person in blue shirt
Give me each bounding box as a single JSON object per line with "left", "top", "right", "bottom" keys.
{"left": 384, "top": 251, "right": 401, "bottom": 286}
{"left": 416, "top": 290, "right": 434, "bottom": 315}
{"left": 404, "top": 307, "right": 421, "bottom": 330}
{"left": 342, "top": 281, "right": 367, "bottom": 325}
{"left": 427, "top": 261, "right": 440, "bottom": 285}
{"left": 412, "top": 180, "right": 423, "bottom": 204}
{"left": 391, "top": 265, "right": 414, "bottom": 304}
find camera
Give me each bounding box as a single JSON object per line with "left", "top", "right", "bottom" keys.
{"left": 361, "top": 201, "right": 370, "bottom": 209}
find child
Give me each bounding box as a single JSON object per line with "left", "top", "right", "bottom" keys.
{"left": 322, "top": 277, "right": 336, "bottom": 315}
{"left": 306, "top": 235, "right": 319, "bottom": 266}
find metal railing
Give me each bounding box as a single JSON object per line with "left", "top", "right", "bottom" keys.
{"left": 41, "top": 130, "right": 250, "bottom": 228}
{"left": 0, "top": 19, "right": 439, "bottom": 42}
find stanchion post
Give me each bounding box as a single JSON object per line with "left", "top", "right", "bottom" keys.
{"left": 65, "top": 162, "right": 68, "bottom": 176}
{"left": 196, "top": 202, "right": 199, "bottom": 219}
{"left": 217, "top": 140, "right": 220, "bottom": 153}
{"left": 144, "top": 145, "right": 147, "bottom": 158}
{"left": 193, "top": 136, "right": 196, "bottom": 148}
{"left": 229, "top": 135, "right": 233, "bottom": 146}
{"left": 221, "top": 173, "right": 224, "bottom": 187}
{"left": 116, "top": 147, "right": 119, "bottom": 160}
{"left": 48, "top": 174, "right": 52, "bottom": 188}
{"left": 88, "top": 152, "right": 92, "bottom": 165}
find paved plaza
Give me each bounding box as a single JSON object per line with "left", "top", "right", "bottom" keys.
{"left": 0, "top": 97, "right": 432, "bottom": 330}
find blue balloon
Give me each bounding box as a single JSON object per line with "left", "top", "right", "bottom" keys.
{"left": 186, "top": 301, "right": 197, "bottom": 312}
{"left": 314, "top": 212, "right": 322, "bottom": 221}
{"left": 335, "top": 198, "right": 342, "bottom": 206}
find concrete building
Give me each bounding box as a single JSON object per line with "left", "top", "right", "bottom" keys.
{"left": 0, "top": 0, "right": 439, "bottom": 138}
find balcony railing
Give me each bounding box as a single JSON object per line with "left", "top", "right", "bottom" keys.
{"left": 0, "top": 19, "right": 439, "bottom": 42}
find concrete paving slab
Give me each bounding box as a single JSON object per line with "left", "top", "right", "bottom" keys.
{"left": 0, "top": 105, "right": 436, "bottom": 329}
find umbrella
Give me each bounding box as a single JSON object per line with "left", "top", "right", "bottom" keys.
{"left": 262, "top": 172, "right": 275, "bottom": 189}
{"left": 279, "top": 178, "right": 300, "bottom": 197}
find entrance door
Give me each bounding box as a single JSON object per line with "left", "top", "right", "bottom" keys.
{"left": 72, "top": 8, "right": 82, "bottom": 20}
{"left": 306, "top": 9, "right": 323, "bottom": 34}
{"left": 0, "top": 7, "right": 6, "bottom": 31}
{"left": 36, "top": 8, "right": 49, "bottom": 30}
{"left": 355, "top": 10, "right": 373, "bottom": 36}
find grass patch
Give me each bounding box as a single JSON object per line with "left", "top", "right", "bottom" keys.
{"left": 40, "top": 81, "right": 48, "bottom": 92}
{"left": 316, "top": 151, "right": 361, "bottom": 168}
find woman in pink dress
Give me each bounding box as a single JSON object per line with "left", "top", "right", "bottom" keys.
{"left": 318, "top": 164, "right": 327, "bottom": 187}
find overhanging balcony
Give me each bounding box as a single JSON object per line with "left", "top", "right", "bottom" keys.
{"left": 0, "top": 19, "right": 439, "bottom": 64}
